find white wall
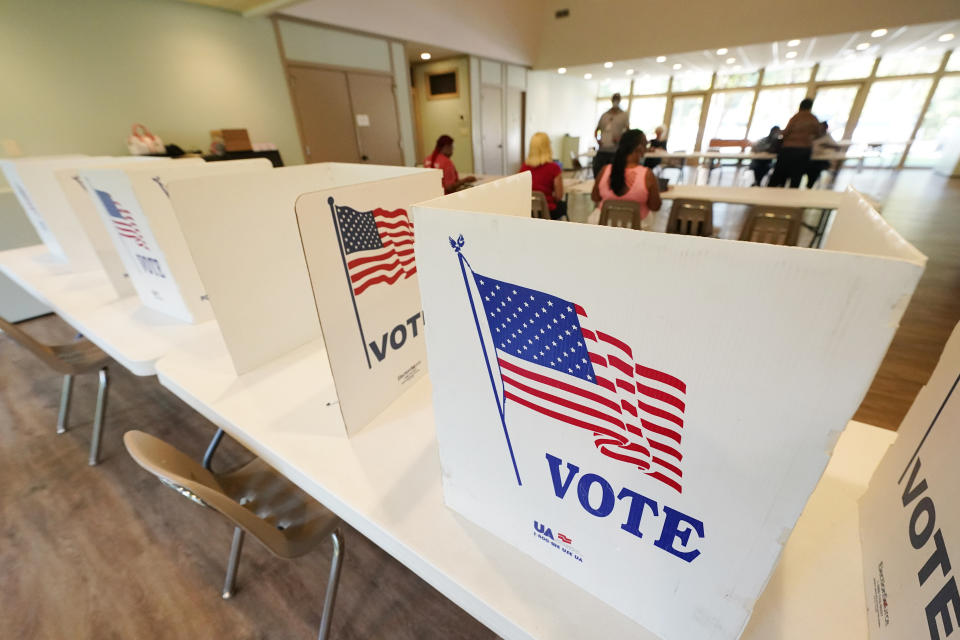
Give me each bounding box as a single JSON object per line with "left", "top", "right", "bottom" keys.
{"left": 525, "top": 70, "right": 599, "bottom": 163}
{"left": 537, "top": 0, "right": 960, "bottom": 68}
{"left": 279, "top": 0, "right": 546, "bottom": 66}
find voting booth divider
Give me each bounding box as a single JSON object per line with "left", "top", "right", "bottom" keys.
{"left": 168, "top": 163, "right": 441, "bottom": 435}
{"left": 411, "top": 174, "right": 926, "bottom": 639}
{"left": 1, "top": 155, "right": 155, "bottom": 272}
{"left": 859, "top": 321, "right": 960, "bottom": 640}
{"left": 79, "top": 159, "right": 272, "bottom": 323}
{"left": 55, "top": 157, "right": 205, "bottom": 297}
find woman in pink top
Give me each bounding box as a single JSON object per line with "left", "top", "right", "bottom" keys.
{"left": 424, "top": 134, "right": 475, "bottom": 194}
{"left": 591, "top": 129, "right": 662, "bottom": 225}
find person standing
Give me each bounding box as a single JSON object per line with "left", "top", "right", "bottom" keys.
{"left": 769, "top": 98, "right": 820, "bottom": 188}
{"left": 750, "top": 126, "right": 782, "bottom": 186}
{"left": 593, "top": 93, "right": 630, "bottom": 177}
{"left": 520, "top": 132, "right": 567, "bottom": 220}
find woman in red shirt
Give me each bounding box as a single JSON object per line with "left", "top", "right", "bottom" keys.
{"left": 520, "top": 132, "right": 566, "bottom": 219}
{"left": 424, "top": 134, "right": 475, "bottom": 194}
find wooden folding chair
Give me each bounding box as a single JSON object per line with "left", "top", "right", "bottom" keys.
{"left": 531, "top": 191, "right": 550, "bottom": 219}
{"left": 0, "top": 316, "right": 110, "bottom": 465}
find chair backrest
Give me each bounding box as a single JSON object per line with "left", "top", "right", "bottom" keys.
{"left": 531, "top": 191, "right": 550, "bottom": 219}
{"left": 598, "top": 199, "right": 642, "bottom": 229}
{"left": 708, "top": 138, "right": 751, "bottom": 152}
{"left": 739, "top": 206, "right": 802, "bottom": 246}
{"left": 0, "top": 315, "right": 106, "bottom": 374}
{"left": 666, "top": 199, "right": 714, "bottom": 237}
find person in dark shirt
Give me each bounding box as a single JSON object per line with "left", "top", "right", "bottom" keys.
{"left": 750, "top": 126, "right": 781, "bottom": 186}
{"left": 769, "top": 98, "right": 820, "bottom": 188}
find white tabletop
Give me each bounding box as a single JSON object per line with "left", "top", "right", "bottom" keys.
{"left": 0, "top": 245, "right": 213, "bottom": 376}
{"left": 154, "top": 321, "right": 891, "bottom": 640}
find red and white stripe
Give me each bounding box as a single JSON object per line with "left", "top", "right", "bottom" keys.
{"left": 495, "top": 305, "right": 685, "bottom": 493}
{"left": 347, "top": 208, "right": 416, "bottom": 296}
{"left": 111, "top": 200, "right": 148, "bottom": 249}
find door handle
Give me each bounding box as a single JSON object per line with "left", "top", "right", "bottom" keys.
{"left": 361, "top": 155, "right": 369, "bottom": 161}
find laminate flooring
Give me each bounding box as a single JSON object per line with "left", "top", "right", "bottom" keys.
{"left": 1, "top": 168, "right": 957, "bottom": 638}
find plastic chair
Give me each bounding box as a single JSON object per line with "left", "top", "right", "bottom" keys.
{"left": 666, "top": 199, "right": 714, "bottom": 237}
{"left": 739, "top": 206, "right": 802, "bottom": 246}
{"left": 0, "top": 316, "right": 110, "bottom": 465}
{"left": 124, "top": 429, "right": 344, "bottom": 640}
{"left": 531, "top": 191, "right": 550, "bottom": 219}
{"left": 598, "top": 200, "right": 642, "bottom": 229}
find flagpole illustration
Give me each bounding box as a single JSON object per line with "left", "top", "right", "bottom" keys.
{"left": 451, "top": 235, "right": 522, "bottom": 486}
{"left": 329, "top": 197, "right": 372, "bottom": 369}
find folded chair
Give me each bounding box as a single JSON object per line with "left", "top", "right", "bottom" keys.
{"left": 0, "top": 316, "right": 110, "bottom": 465}
{"left": 124, "top": 429, "right": 344, "bottom": 640}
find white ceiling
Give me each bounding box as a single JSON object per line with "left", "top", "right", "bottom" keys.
{"left": 555, "top": 19, "right": 959, "bottom": 81}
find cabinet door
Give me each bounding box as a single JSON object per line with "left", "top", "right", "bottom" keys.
{"left": 288, "top": 65, "right": 360, "bottom": 164}
{"left": 347, "top": 72, "right": 404, "bottom": 165}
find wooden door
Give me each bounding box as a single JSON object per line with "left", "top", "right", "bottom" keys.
{"left": 480, "top": 85, "right": 504, "bottom": 175}
{"left": 287, "top": 65, "right": 360, "bottom": 164}
{"left": 347, "top": 73, "right": 404, "bottom": 165}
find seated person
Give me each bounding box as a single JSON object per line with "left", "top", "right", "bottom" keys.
{"left": 425, "top": 134, "right": 475, "bottom": 194}
{"left": 591, "top": 129, "right": 662, "bottom": 226}
{"left": 806, "top": 121, "right": 841, "bottom": 188}
{"left": 520, "top": 132, "right": 566, "bottom": 220}
{"left": 643, "top": 125, "right": 668, "bottom": 168}
{"left": 750, "top": 126, "right": 781, "bottom": 186}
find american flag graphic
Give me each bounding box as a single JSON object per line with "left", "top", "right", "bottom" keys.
{"left": 95, "top": 189, "right": 149, "bottom": 250}
{"left": 472, "top": 271, "right": 687, "bottom": 493}
{"left": 333, "top": 202, "right": 416, "bottom": 296}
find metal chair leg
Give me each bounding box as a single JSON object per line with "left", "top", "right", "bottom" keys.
{"left": 88, "top": 367, "right": 109, "bottom": 466}
{"left": 318, "top": 529, "right": 344, "bottom": 640}
{"left": 57, "top": 374, "right": 74, "bottom": 434}
{"left": 222, "top": 526, "right": 245, "bottom": 599}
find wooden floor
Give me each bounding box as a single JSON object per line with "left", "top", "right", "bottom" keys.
{"left": 0, "top": 168, "right": 956, "bottom": 638}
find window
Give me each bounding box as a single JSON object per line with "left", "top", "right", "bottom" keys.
{"left": 703, "top": 90, "right": 754, "bottom": 143}
{"left": 714, "top": 70, "right": 759, "bottom": 89}
{"left": 812, "top": 86, "right": 859, "bottom": 139}
{"left": 748, "top": 86, "right": 809, "bottom": 140}
{"left": 816, "top": 56, "right": 875, "bottom": 81}
{"left": 947, "top": 49, "right": 960, "bottom": 72}
{"left": 427, "top": 71, "right": 458, "bottom": 98}
{"left": 762, "top": 65, "right": 813, "bottom": 85}
{"left": 851, "top": 77, "right": 934, "bottom": 166}
{"left": 668, "top": 96, "right": 704, "bottom": 151}
{"left": 905, "top": 76, "right": 960, "bottom": 167}
{"left": 598, "top": 78, "right": 631, "bottom": 98}
{"left": 631, "top": 74, "right": 670, "bottom": 95}
{"left": 876, "top": 50, "right": 945, "bottom": 77}
{"left": 671, "top": 71, "right": 712, "bottom": 92}
{"left": 628, "top": 97, "right": 668, "bottom": 135}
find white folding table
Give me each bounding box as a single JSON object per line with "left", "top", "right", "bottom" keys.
{"left": 0, "top": 245, "right": 213, "bottom": 376}
{"left": 154, "top": 321, "right": 890, "bottom": 640}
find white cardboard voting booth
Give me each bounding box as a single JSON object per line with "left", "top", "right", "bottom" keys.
{"left": 79, "top": 159, "right": 271, "bottom": 323}
{"left": 1, "top": 155, "right": 147, "bottom": 270}
{"left": 168, "top": 163, "right": 440, "bottom": 435}
{"left": 54, "top": 158, "right": 203, "bottom": 297}
{"left": 295, "top": 169, "right": 441, "bottom": 434}
{"left": 860, "top": 322, "right": 960, "bottom": 640}
{"left": 412, "top": 175, "right": 926, "bottom": 640}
